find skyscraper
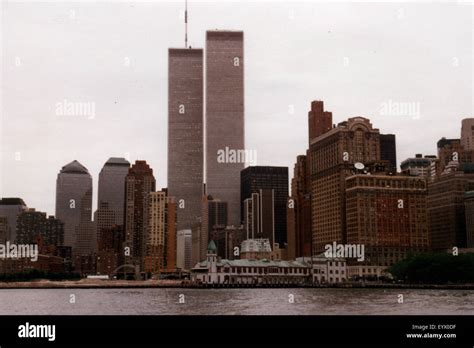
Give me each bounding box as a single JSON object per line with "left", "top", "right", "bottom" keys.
{"left": 287, "top": 153, "right": 312, "bottom": 259}
{"left": 144, "top": 190, "right": 177, "bottom": 273}
{"left": 95, "top": 157, "right": 130, "bottom": 246}
{"left": 206, "top": 30, "right": 244, "bottom": 226}
{"left": 427, "top": 172, "right": 474, "bottom": 250}
{"left": 308, "top": 100, "right": 333, "bottom": 143}
{"left": 240, "top": 166, "right": 288, "bottom": 246}
{"left": 0, "top": 197, "right": 27, "bottom": 242}
{"left": 380, "top": 134, "right": 397, "bottom": 173}
{"left": 243, "top": 189, "right": 275, "bottom": 246}
{"left": 200, "top": 195, "right": 228, "bottom": 261}
{"left": 461, "top": 118, "right": 474, "bottom": 151}
{"left": 124, "top": 160, "right": 156, "bottom": 267}
{"left": 97, "top": 157, "right": 130, "bottom": 225}
{"left": 168, "top": 48, "right": 204, "bottom": 231}
{"left": 310, "top": 117, "right": 381, "bottom": 253}
{"left": 55, "top": 160, "right": 93, "bottom": 254}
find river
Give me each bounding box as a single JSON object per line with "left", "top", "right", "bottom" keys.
{"left": 0, "top": 288, "right": 473, "bottom": 315}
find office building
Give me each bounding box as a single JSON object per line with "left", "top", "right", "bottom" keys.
{"left": 287, "top": 153, "right": 312, "bottom": 259}
{"left": 144, "top": 190, "right": 177, "bottom": 273}
{"left": 243, "top": 189, "right": 275, "bottom": 247}
{"left": 380, "top": 134, "right": 397, "bottom": 173}
{"left": 55, "top": 160, "right": 93, "bottom": 254}
{"left": 177, "top": 229, "right": 192, "bottom": 270}
{"left": 168, "top": 48, "right": 204, "bottom": 231}
{"left": 206, "top": 30, "right": 244, "bottom": 226}
{"left": 461, "top": 118, "right": 474, "bottom": 151}
{"left": 308, "top": 100, "right": 333, "bottom": 143}
{"left": 428, "top": 172, "right": 474, "bottom": 250}
{"left": 400, "top": 154, "right": 437, "bottom": 177}
{"left": 124, "top": 160, "right": 156, "bottom": 267}
{"left": 310, "top": 117, "right": 381, "bottom": 253}
{"left": 0, "top": 197, "right": 27, "bottom": 242}
{"left": 240, "top": 166, "right": 288, "bottom": 246}
{"left": 16, "top": 209, "right": 64, "bottom": 248}
{"left": 464, "top": 191, "right": 474, "bottom": 248}
{"left": 345, "top": 174, "right": 429, "bottom": 267}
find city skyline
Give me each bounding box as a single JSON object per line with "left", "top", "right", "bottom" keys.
{"left": 1, "top": 1, "right": 473, "bottom": 218}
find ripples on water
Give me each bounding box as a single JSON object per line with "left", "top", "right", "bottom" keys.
{"left": 0, "top": 288, "right": 473, "bottom": 315}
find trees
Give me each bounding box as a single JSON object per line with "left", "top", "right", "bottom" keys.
{"left": 388, "top": 253, "right": 474, "bottom": 284}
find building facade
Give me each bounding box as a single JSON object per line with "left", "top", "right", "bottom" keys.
{"left": 240, "top": 166, "right": 288, "bottom": 247}
{"left": 206, "top": 30, "right": 245, "bottom": 226}
{"left": 168, "top": 48, "right": 204, "bottom": 231}
{"left": 400, "top": 154, "right": 437, "bottom": 178}
{"left": 243, "top": 189, "right": 275, "bottom": 246}
{"left": 310, "top": 117, "right": 381, "bottom": 254}
{"left": 95, "top": 157, "right": 130, "bottom": 249}
{"left": 308, "top": 100, "right": 333, "bottom": 143}
{"left": 144, "top": 190, "right": 177, "bottom": 274}
{"left": 16, "top": 209, "right": 64, "bottom": 248}
{"left": 55, "top": 160, "right": 93, "bottom": 256}
{"left": 200, "top": 195, "right": 228, "bottom": 261}
{"left": 461, "top": 118, "right": 474, "bottom": 151}
{"left": 427, "top": 172, "right": 474, "bottom": 250}
{"left": 0, "top": 197, "right": 27, "bottom": 242}
{"left": 124, "top": 161, "right": 156, "bottom": 267}
{"left": 287, "top": 153, "right": 312, "bottom": 259}
{"left": 380, "top": 134, "right": 397, "bottom": 173}
{"left": 464, "top": 191, "right": 474, "bottom": 248}
{"left": 177, "top": 229, "right": 192, "bottom": 271}
{"left": 192, "top": 241, "right": 311, "bottom": 286}
{"left": 345, "top": 174, "right": 429, "bottom": 267}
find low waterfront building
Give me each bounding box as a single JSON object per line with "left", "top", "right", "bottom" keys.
{"left": 297, "top": 254, "right": 347, "bottom": 284}
{"left": 191, "top": 241, "right": 311, "bottom": 286}
{"left": 346, "top": 265, "right": 386, "bottom": 280}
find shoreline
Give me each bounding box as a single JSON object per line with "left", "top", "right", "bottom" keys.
{"left": 0, "top": 280, "right": 473, "bottom": 290}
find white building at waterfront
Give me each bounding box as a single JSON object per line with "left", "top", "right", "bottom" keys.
{"left": 191, "top": 240, "right": 352, "bottom": 286}
{"left": 192, "top": 241, "right": 311, "bottom": 286}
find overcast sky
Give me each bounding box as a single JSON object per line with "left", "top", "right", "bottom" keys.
{"left": 1, "top": 0, "right": 473, "bottom": 216}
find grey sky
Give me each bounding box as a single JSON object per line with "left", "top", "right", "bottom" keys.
{"left": 1, "top": 1, "right": 473, "bottom": 216}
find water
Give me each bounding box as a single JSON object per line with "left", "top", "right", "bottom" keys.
{"left": 0, "top": 288, "right": 473, "bottom": 315}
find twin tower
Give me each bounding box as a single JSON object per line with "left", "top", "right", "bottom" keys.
{"left": 168, "top": 30, "right": 244, "bottom": 231}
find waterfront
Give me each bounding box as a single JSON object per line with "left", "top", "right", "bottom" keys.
{"left": 0, "top": 288, "right": 473, "bottom": 315}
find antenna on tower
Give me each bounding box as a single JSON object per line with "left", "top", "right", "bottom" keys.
{"left": 185, "top": 0, "right": 188, "bottom": 48}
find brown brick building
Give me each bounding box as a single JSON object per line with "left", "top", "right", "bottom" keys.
{"left": 427, "top": 172, "right": 474, "bottom": 251}
{"left": 124, "top": 161, "right": 156, "bottom": 268}
{"left": 287, "top": 153, "right": 312, "bottom": 259}
{"left": 310, "top": 117, "right": 382, "bottom": 253}
{"left": 464, "top": 191, "right": 474, "bottom": 248}
{"left": 345, "top": 175, "right": 429, "bottom": 266}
